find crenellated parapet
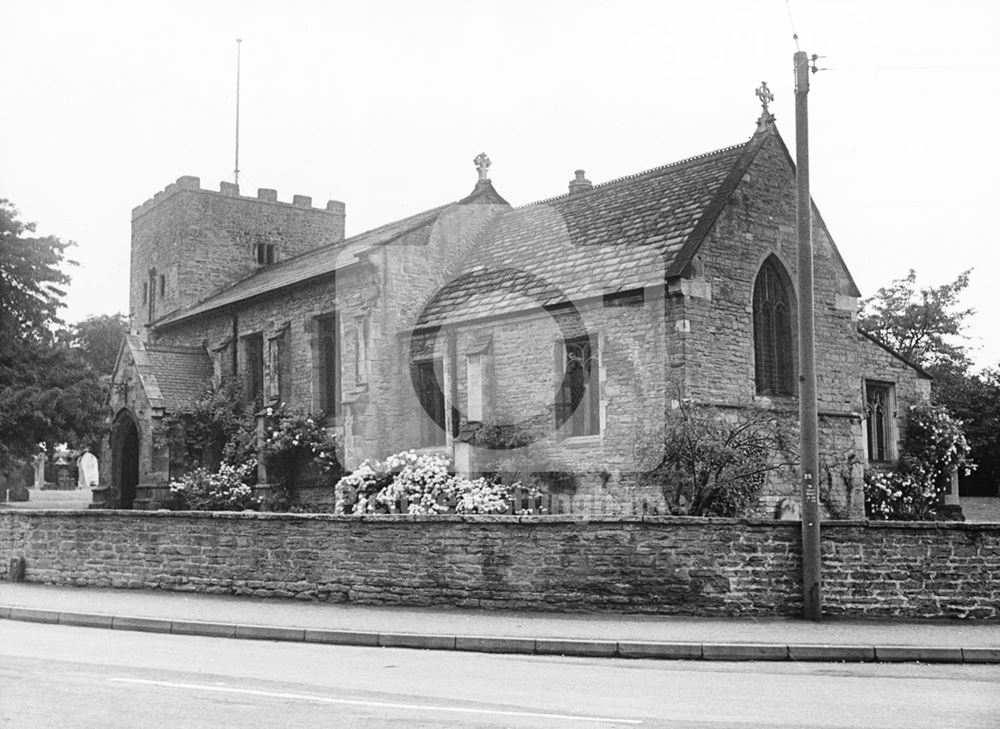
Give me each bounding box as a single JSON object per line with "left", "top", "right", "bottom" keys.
{"left": 131, "top": 175, "right": 345, "bottom": 220}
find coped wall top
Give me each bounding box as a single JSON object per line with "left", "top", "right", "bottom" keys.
{"left": 131, "top": 176, "right": 345, "bottom": 220}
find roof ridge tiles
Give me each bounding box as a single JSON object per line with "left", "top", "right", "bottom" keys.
{"left": 515, "top": 138, "right": 752, "bottom": 210}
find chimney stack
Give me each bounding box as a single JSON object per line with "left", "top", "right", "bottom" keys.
{"left": 568, "top": 169, "right": 593, "bottom": 195}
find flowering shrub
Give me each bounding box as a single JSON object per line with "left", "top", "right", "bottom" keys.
{"left": 864, "top": 401, "right": 974, "bottom": 520}
{"left": 901, "top": 401, "right": 974, "bottom": 485}
{"left": 261, "top": 408, "right": 343, "bottom": 509}
{"left": 863, "top": 467, "right": 936, "bottom": 520}
{"left": 334, "top": 450, "right": 532, "bottom": 515}
{"left": 167, "top": 460, "right": 259, "bottom": 511}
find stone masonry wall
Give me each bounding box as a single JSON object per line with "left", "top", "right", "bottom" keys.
{"left": 130, "top": 177, "right": 345, "bottom": 333}
{"left": 1, "top": 512, "right": 997, "bottom": 619}
{"left": 678, "top": 133, "right": 869, "bottom": 516}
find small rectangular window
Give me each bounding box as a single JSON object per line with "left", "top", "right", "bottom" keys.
{"left": 556, "top": 335, "right": 600, "bottom": 436}
{"left": 142, "top": 282, "right": 148, "bottom": 304}
{"left": 255, "top": 242, "right": 277, "bottom": 265}
{"left": 159, "top": 274, "right": 165, "bottom": 296}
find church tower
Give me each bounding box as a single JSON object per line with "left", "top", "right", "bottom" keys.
{"left": 128, "top": 176, "right": 345, "bottom": 334}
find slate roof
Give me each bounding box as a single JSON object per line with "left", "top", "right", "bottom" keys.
{"left": 415, "top": 136, "right": 758, "bottom": 327}
{"left": 144, "top": 345, "right": 214, "bottom": 409}
{"left": 154, "top": 203, "right": 451, "bottom": 328}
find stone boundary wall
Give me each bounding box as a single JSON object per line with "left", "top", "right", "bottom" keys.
{"left": 1, "top": 512, "right": 997, "bottom": 619}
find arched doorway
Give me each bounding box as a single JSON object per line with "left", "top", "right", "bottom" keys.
{"left": 111, "top": 411, "right": 140, "bottom": 509}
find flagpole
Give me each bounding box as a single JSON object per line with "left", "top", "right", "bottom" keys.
{"left": 234, "top": 38, "right": 242, "bottom": 187}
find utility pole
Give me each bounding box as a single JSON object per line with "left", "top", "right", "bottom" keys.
{"left": 234, "top": 38, "right": 242, "bottom": 187}
{"left": 795, "top": 50, "right": 822, "bottom": 621}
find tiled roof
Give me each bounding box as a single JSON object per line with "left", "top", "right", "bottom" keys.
{"left": 144, "top": 345, "right": 213, "bottom": 410}
{"left": 155, "top": 203, "right": 451, "bottom": 328}
{"left": 415, "top": 136, "right": 758, "bottom": 327}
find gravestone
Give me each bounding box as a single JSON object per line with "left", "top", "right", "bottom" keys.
{"left": 78, "top": 452, "right": 99, "bottom": 489}
{"left": 33, "top": 453, "right": 45, "bottom": 488}
{"left": 1, "top": 469, "right": 30, "bottom": 502}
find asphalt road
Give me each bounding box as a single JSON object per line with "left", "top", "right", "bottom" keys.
{"left": 2, "top": 621, "right": 998, "bottom": 728}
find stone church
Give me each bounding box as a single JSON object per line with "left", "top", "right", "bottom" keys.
{"left": 103, "top": 104, "right": 929, "bottom": 515}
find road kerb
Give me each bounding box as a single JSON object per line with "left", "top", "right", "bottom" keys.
{"left": 303, "top": 628, "right": 380, "bottom": 646}
{"left": 0, "top": 607, "right": 997, "bottom": 664}
{"left": 112, "top": 615, "right": 173, "bottom": 634}
{"left": 702, "top": 643, "right": 789, "bottom": 661}
{"left": 962, "top": 647, "right": 1000, "bottom": 663}
{"left": 234, "top": 624, "right": 305, "bottom": 642}
{"left": 874, "top": 646, "right": 964, "bottom": 663}
{"left": 787, "top": 644, "right": 875, "bottom": 662}
{"left": 455, "top": 635, "right": 537, "bottom": 654}
{"left": 59, "top": 611, "right": 114, "bottom": 629}
{"left": 535, "top": 638, "right": 618, "bottom": 657}
{"left": 616, "top": 641, "right": 703, "bottom": 659}
{"left": 170, "top": 619, "right": 237, "bottom": 639}
{"left": 9, "top": 607, "right": 60, "bottom": 624}
{"left": 378, "top": 633, "right": 457, "bottom": 650}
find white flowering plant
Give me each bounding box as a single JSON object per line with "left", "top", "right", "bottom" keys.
{"left": 167, "top": 460, "right": 259, "bottom": 511}
{"left": 261, "top": 407, "right": 343, "bottom": 495}
{"left": 334, "top": 449, "right": 535, "bottom": 515}
{"left": 864, "top": 401, "right": 974, "bottom": 520}
{"left": 863, "top": 467, "right": 935, "bottom": 520}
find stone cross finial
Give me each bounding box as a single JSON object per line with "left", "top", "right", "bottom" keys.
{"left": 474, "top": 153, "right": 491, "bottom": 183}
{"left": 755, "top": 81, "right": 774, "bottom": 113}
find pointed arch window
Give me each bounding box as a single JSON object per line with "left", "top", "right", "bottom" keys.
{"left": 753, "top": 257, "right": 794, "bottom": 396}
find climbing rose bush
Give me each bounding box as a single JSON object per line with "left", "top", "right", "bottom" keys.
{"left": 167, "top": 460, "right": 259, "bottom": 511}
{"left": 863, "top": 467, "right": 936, "bottom": 520}
{"left": 261, "top": 408, "right": 342, "bottom": 480}
{"left": 901, "top": 401, "right": 974, "bottom": 487}
{"left": 864, "top": 401, "right": 974, "bottom": 520}
{"left": 334, "top": 450, "right": 528, "bottom": 515}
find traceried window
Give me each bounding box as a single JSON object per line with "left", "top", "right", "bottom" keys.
{"left": 556, "top": 335, "right": 600, "bottom": 437}
{"left": 753, "top": 257, "right": 794, "bottom": 396}
{"left": 865, "top": 380, "right": 895, "bottom": 463}
{"left": 413, "top": 358, "right": 446, "bottom": 446}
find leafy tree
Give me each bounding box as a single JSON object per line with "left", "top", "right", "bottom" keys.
{"left": 0, "top": 199, "right": 75, "bottom": 347}
{"left": 0, "top": 201, "right": 106, "bottom": 470}
{"left": 929, "top": 365, "right": 1000, "bottom": 495}
{"left": 0, "top": 344, "right": 107, "bottom": 467}
{"left": 857, "top": 268, "right": 973, "bottom": 370}
{"left": 859, "top": 269, "right": 999, "bottom": 496}
{"left": 67, "top": 313, "right": 128, "bottom": 375}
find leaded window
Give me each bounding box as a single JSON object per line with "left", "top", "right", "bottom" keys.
{"left": 865, "top": 381, "right": 894, "bottom": 463}
{"left": 753, "top": 258, "right": 794, "bottom": 396}
{"left": 556, "top": 335, "right": 600, "bottom": 436}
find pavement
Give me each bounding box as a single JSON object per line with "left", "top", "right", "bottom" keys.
{"left": 2, "top": 582, "right": 998, "bottom": 664}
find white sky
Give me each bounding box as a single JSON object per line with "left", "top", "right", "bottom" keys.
{"left": 2, "top": 0, "right": 998, "bottom": 369}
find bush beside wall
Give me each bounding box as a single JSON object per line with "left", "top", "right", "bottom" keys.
{"left": 0, "top": 512, "right": 996, "bottom": 618}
